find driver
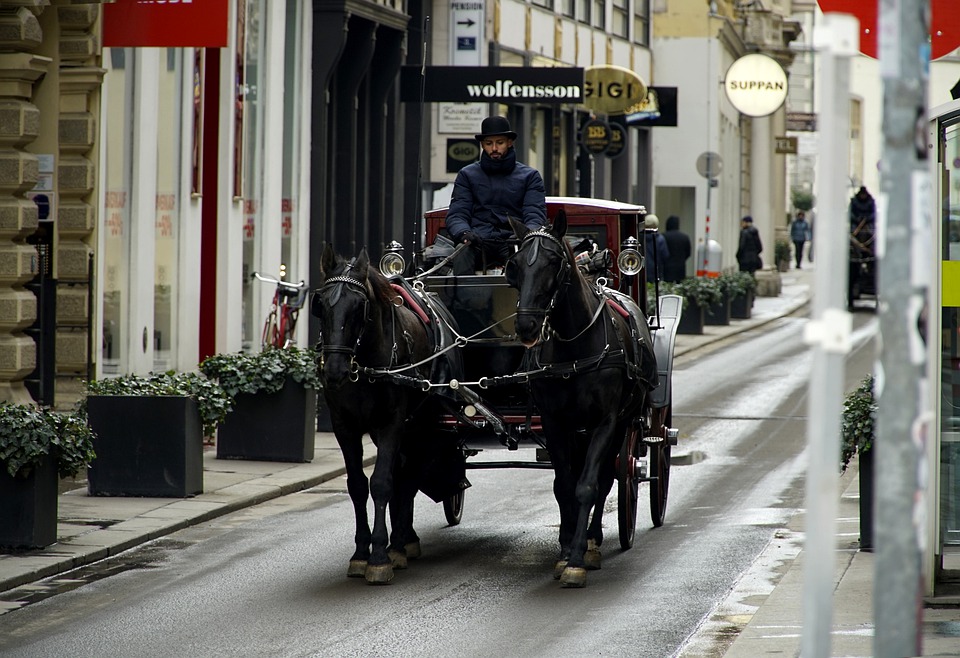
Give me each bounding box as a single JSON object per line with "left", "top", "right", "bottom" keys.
{"left": 446, "top": 116, "right": 547, "bottom": 272}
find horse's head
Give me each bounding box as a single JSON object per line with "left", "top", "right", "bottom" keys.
{"left": 314, "top": 244, "right": 372, "bottom": 389}
{"left": 506, "top": 210, "right": 573, "bottom": 348}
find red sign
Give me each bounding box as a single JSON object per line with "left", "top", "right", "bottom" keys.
{"left": 818, "top": 0, "right": 960, "bottom": 60}
{"left": 103, "top": 0, "right": 229, "bottom": 48}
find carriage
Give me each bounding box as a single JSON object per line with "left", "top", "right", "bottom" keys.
{"left": 314, "top": 196, "right": 682, "bottom": 586}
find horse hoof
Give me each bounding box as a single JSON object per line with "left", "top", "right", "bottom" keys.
{"left": 347, "top": 560, "right": 367, "bottom": 578}
{"left": 584, "top": 548, "right": 602, "bottom": 571}
{"left": 388, "top": 549, "right": 408, "bottom": 570}
{"left": 553, "top": 560, "right": 568, "bottom": 580}
{"left": 365, "top": 563, "right": 394, "bottom": 585}
{"left": 560, "top": 567, "right": 587, "bottom": 588}
{"left": 405, "top": 541, "right": 422, "bottom": 560}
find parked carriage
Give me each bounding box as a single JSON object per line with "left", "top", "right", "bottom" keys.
{"left": 313, "top": 197, "right": 681, "bottom": 587}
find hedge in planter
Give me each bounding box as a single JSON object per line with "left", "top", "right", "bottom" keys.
{"left": 661, "top": 278, "right": 722, "bottom": 335}
{"left": 720, "top": 271, "right": 757, "bottom": 320}
{"left": 81, "top": 372, "right": 230, "bottom": 497}
{"left": 1, "top": 402, "right": 95, "bottom": 550}
{"left": 841, "top": 374, "right": 876, "bottom": 551}
{"left": 200, "top": 346, "right": 321, "bottom": 462}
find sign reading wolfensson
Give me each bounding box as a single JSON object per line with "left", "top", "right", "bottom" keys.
{"left": 401, "top": 67, "right": 584, "bottom": 104}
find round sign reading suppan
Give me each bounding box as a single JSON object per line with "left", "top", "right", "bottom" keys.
{"left": 724, "top": 54, "right": 788, "bottom": 118}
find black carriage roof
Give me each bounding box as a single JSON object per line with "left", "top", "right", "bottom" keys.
{"left": 424, "top": 196, "right": 647, "bottom": 218}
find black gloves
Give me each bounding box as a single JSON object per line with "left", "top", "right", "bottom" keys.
{"left": 457, "top": 231, "right": 482, "bottom": 246}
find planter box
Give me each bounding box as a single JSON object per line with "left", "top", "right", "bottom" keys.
{"left": 87, "top": 395, "right": 203, "bottom": 497}
{"left": 730, "top": 291, "right": 754, "bottom": 319}
{"left": 705, "top": 294, "right": 731, "bottom": 326}
{"left": 676, "top": 301, "right": 705, "bottom": 335}
{"left": 217, "top": 378, "right": 317, "bottom": 462}
{"left": 0, "top": 456, "right": 58, "bottom": 550}
{"left": 859, "top": 448, "right": 874, "bottom": 552}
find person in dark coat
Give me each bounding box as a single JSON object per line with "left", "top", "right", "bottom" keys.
{"left": 790, "top": 210, "right": 811, "bottom": 269}
{"left": 662, "top": 214, "right": 691, "bottom": 282}
{"left": 643, "top": 214, "right": 671, "bottom": 282}
{"left": 849, "top": 186, "right": 876, "bottom": 223}
{"left": 445, "top": 116, "right": 547, "bottom": 270}
{"left": 736, "top": 216, "right": 763, "bottom": 275}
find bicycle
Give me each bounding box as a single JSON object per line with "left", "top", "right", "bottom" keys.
{"left": 252, "top": 271, "right": 307, "bottom": 349}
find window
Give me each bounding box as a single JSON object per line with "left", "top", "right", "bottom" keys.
{"left": 592, "top": 0, "right": 605, "bottom": 29}
{"left": 561, "top": 0, "right": 574, "bottom": 17}
{"left": 532, "top": 0, "right": 554, "bottom": 9}
{"left": 634, "top": 0, "right": 649, "bottom": 46}
{"left": 612, "top": 0, "right": 628, "bottom": 38}
{"left": 577, "top": 0, "right": 590, "bottom": 24}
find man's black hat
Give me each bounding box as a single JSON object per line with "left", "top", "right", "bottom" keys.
{"left": 475, "top": 116, "right": 518, "bottom": 141}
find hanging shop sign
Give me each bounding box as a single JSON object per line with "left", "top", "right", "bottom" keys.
{"left": 605, "top": 123, "right": 627, "bottom": 159}
{"left": 583, "top": 65, "right": 647, "bottom": 115}
{"left": 103, "top": 0, "right": 229, "bottom": 47}
{"left": 401, "top": 66, "right": 584, "bottom": 104}
{"left": 624, "top": 87, "right": 678, "bottom": 127}
{"left": 581, "top": 119, "right": 612, "bottom": 155}
{"left": 724, "top": 54, "right": 788, "bottom": 118}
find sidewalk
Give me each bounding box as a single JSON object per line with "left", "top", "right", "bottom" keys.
{"left": 2, "top": 265, "right": 957, "bottom": 655}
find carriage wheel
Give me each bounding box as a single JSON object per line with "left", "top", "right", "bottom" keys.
{"left": 443, "top": 489, "right": 465, "bottom": 526}
{"left": 617, "top": 427, "right": 640, "bottom": 550}
{"left": 649, "top": 405, "right": 672, "bottom": 528}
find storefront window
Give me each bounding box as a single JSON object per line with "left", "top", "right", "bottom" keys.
{"left": 241, "top": 0, "right": 267, "bottom": 350}
{"left": 941, "top": 119, "right": 960, "bottom": 545}
{"left": 102, "top": 49, "right": 134, "bottom": 375}
{"left": 281, "top": 0, "right": 303, "bottom": 281}
{"left": 154, "top": 49, "right": 183, "bottom": 371}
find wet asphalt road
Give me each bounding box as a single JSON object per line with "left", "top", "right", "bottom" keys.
{"left": 0, "top": 311, "right": 878, "bottom": 658}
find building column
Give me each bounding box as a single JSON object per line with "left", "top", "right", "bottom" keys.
{"left": 0, "top": 6, "right": 47, "bottom": 404}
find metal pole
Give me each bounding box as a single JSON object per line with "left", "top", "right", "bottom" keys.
{"left": 874, "top": 0, "right": 930, "bottom": 654}
{"left": 801, "top": 14, "right": 857, "bottom": 657}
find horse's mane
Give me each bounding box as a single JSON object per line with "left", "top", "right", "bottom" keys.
{"left": 364, "top": 266, "right": 399, "bottom": 306}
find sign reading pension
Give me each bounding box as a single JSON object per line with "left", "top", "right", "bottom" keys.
{"left": 723, "top": 54, "right": 788, "bottom": 118}
{"left": 401, "top": 66, "right": 584, "bottom": 104}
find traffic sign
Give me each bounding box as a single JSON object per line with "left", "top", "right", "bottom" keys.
{"left": 450, "top": 1, "right": 485, "bottom": 66}
{"left": 817, "top": 0, "right": 960, "bottom": 60}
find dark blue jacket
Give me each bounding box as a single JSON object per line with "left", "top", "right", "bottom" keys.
{"left": 445, "top": 149, "right": 547, "bottom": 243}
{"left": 645, "top": 232, "right": 670, "bottom": 281}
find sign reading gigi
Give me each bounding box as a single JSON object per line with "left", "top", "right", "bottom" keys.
{"left": 724, "top": 54, "right": 788, "bottom": 118}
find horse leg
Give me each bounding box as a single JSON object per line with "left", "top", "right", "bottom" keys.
{"left": 388, "top": 453, "right": 420, "bottom": 569}
{"left": 584, "top": 421, "right": 622, "bottom": 571}
{"left": 544, "top": 427, "right": 578, "bottom": 579}
{"left": 560, "top": 417, "right": 619, "bottom": 588}
{"left": 334, "top": 425, "right": 371, "bottom": 578}
{"left": 365, "top": 429, "right": 401, "bottom": 585}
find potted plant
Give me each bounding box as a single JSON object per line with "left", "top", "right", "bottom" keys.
{"left": 841, "top": 374, "right": 876, "bottom": 552}
{"left": 199, "top": 346, "right": 320, "bottom": 462}
{"left": 775, "top": 239, "right": 791, "bottom": 272}
{"left": 705, "top": 274, "right": 736, "bottom": 326}
{"left": 1, "top": 402, "right": 96, "bottom": 549}
{"left": 668, "top": 277, "right": 723, "bottom": 335}
{"left": 81, "top": 371, "right": 231, "bottom": 497}
{"left": 721, "top": 271, "right": 758, "bottom": 319}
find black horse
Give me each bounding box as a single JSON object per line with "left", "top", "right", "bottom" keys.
{"left": 507, "top": 211, "right": 658, "bottom": 587}
{"left": 314, "top": 245, "right": 457, "bottom": 584}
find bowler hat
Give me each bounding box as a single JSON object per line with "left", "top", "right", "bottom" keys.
{"left": 475, "top": 116, "right": 518, "bottom": 141}
{"left": 742, "top": 216, "right": 753, "bottom": 223}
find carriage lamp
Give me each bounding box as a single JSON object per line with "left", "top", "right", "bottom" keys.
{"left": 379, "top": 241, "right": 406, "bottom": 277}
{"left": 618, "top": 236, "right": 644, "bottom": 276}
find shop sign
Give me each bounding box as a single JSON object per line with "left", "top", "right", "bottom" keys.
{"left": 582, "top": 119, "right": 611, "bottom": 155}
{"left": 786, "top": 111, "right": 817, "bottom": 132}
{"left": 446, "top": 139, "right": 480, "bottom": 173}
{"left": 401, "top": 66, "right": 583, "bottom": 104}
{"left": 438, "top": 103, "right": 488, "bottom": 134}
{"left": 583, "top": 65, "right": 646, "bottom": 115}
{"left": 625, "top": 87, "right": 678, "bottom": 127}
{"left": 103, "top": 0, "right": 229, "bottom": 48}
{"left": 775, "top": 136, "right": 798, "bottom": 154}
{"left": 724, "top": 54, "right": 788, "bottom": 118}
{"left": 449, "top": 1, "right": 484, "bottom": 66}
{"left": 605, "top": 123, "right": 626, "bottom": 159}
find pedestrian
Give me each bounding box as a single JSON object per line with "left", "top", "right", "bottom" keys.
{"left": 643, "top": 214, "right": 670, "bottom": 281}
{"left": 790, "top": 210, "right": 811, "bottom": 269}
{"left": 445, "top": 115, "right": 547, "bottom": 272}
{"left": 849, "top": 185, "right": 876, "bottom": 223}
{"left": 736, "top": 216, "right": 763, "bottom": 275}
{"left": 662, "top": 214, "right": 692, "bottom": 282}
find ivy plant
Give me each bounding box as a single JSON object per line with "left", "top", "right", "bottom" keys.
{"left": 199, "top": 346, "right": 320, "bottom": 400}
{"left": 80, "top": 371, "right": 232, "bottom": 439}
{"left": 669, "top": 276, "right": 723, "bottom": 309}
{"left": 0, "top": 402, "right": 96, "bottom": 479}
{"left": 841, "top": 374, "right": 876, "bottom": 473}
{"left": 717, "top": 271, "right": 757, "bottom": 298}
